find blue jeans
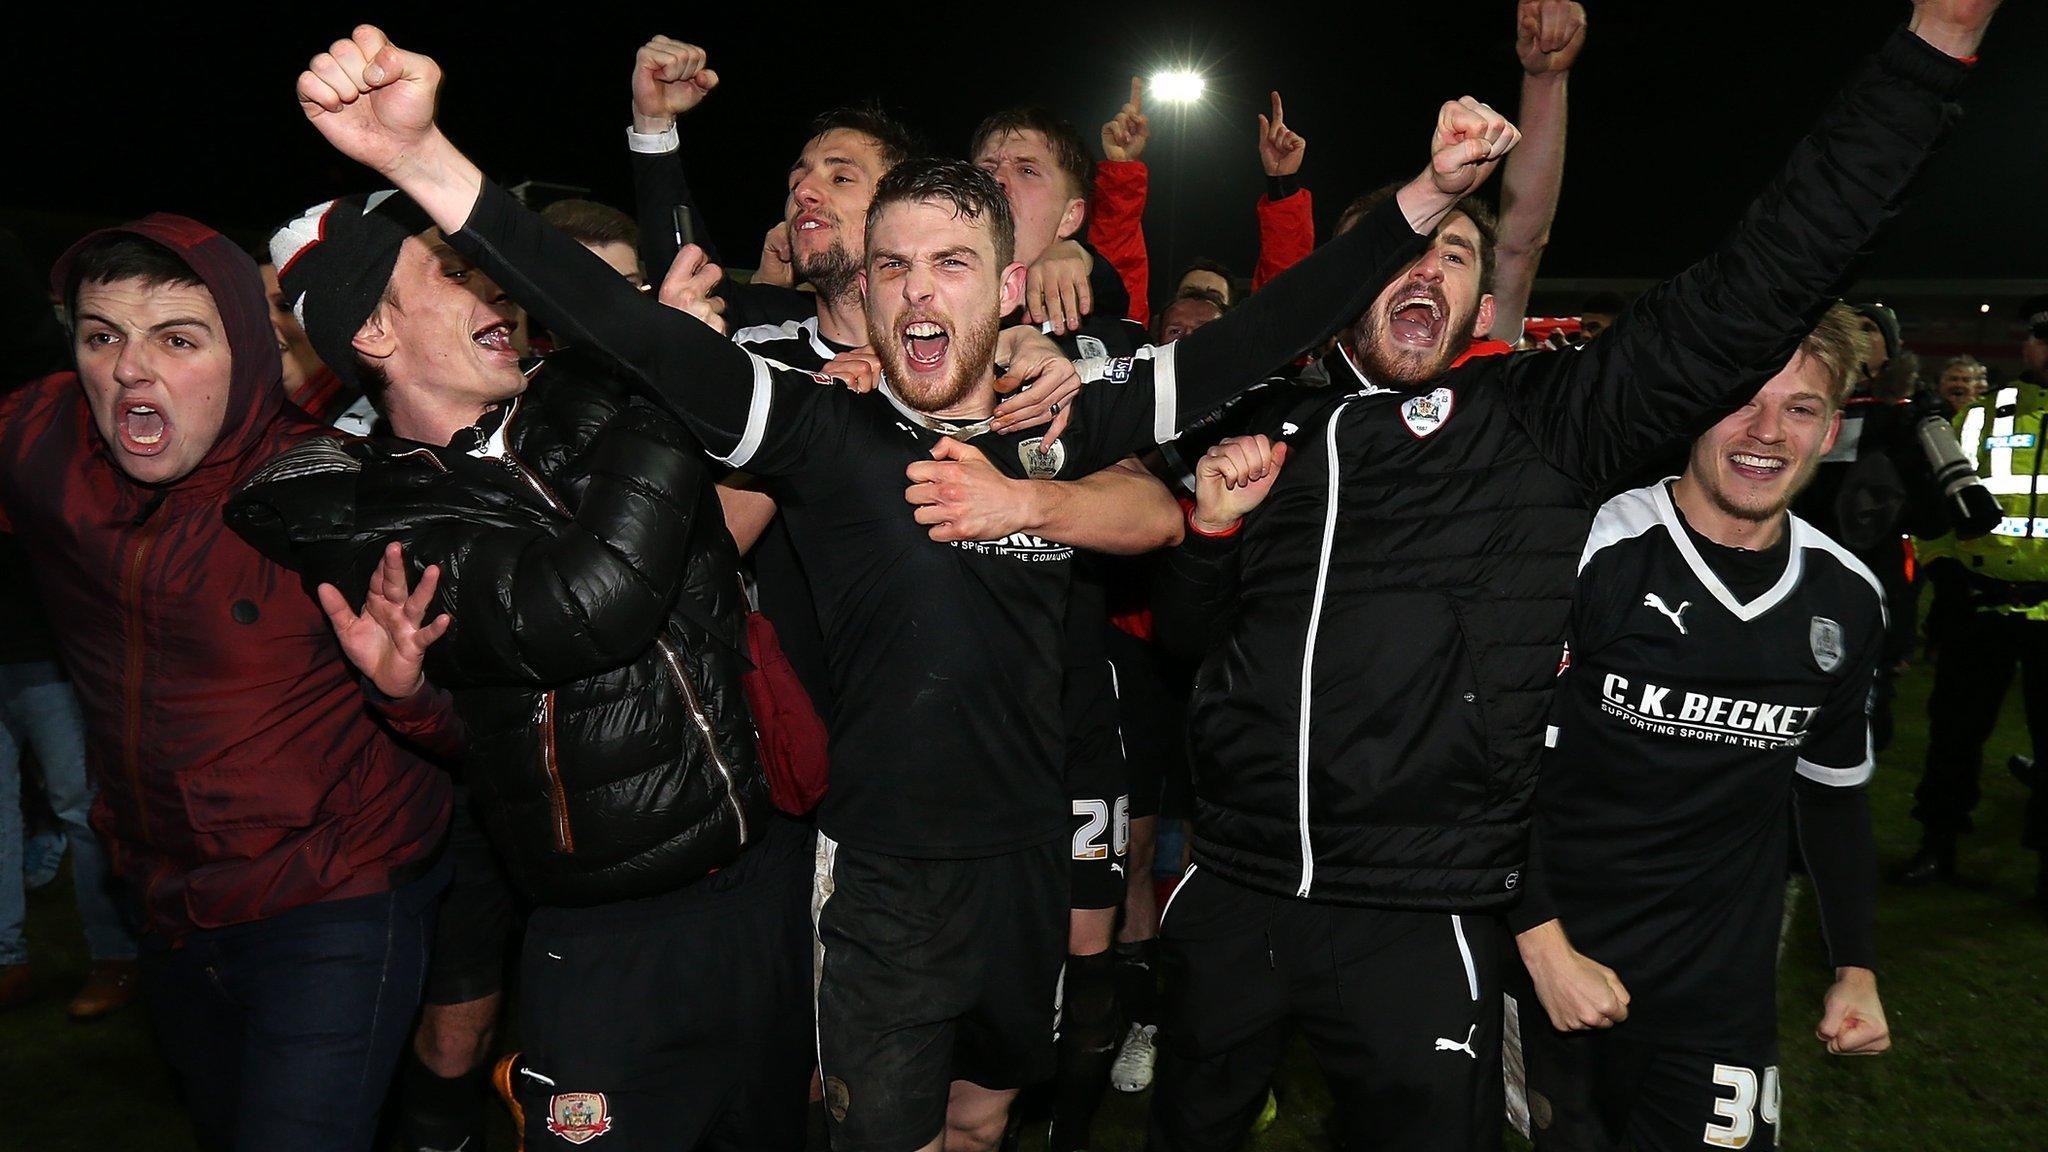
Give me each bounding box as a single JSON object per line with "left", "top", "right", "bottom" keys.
{"left": 141, "top": 863, "right": 447, "bottom": 1152}
{"left": 0, "top": 660, "right": 135, "bottom": 965}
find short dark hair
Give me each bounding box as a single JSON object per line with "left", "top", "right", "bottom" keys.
{"left": 809, "top": 102, "right": 921, "bottom": 170}
{"left": 867, "top": 158, "right": 1016, "bottom": 268}
{"left": 1154, "top": 289, "right": 1226, "bottom": 341}
{"left": 1336, "top": 183, "right": 1499, "bottom": 295}
{"left": 63, "top": 232, "right": 202, "bottom": 316}
{"left": 1174, "top": 258, "right": 1236, "bottom": 305}
{"left": 968, "top": 108, "right": 1095, "bottom": 201}
{"left": 540, "top": 198, "right": 639, "bottom": 251}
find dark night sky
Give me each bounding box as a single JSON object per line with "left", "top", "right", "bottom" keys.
{"left": 6, "top": 2, "right": 2044, "bottom": 308}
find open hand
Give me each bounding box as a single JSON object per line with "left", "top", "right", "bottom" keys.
{"left": 1025, "top": 240, "right": 1094, "bottom": 334}
{"left": 316, "top": 541, "right": 450, "bottom": 699}
{"left": 992, "top": 326, "right": 1081, "bottom": 443}
{"left": 905, "top": 437, "right": 1036, "bottom": 543}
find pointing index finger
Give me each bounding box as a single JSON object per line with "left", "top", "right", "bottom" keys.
{"left": 1129, "top": 76, "right": 1144, "bottom": 112}
{"left": 1269, "top": 90, "right": 1284, "bottom": 127}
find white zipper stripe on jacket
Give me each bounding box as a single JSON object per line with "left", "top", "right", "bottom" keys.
{"left": 1296, "top": 402, "right": 1351, "bottom": 897}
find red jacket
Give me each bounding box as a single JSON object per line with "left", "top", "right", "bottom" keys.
{"left": 1086, "top": 159, "right": 1317, "bottom": 328}
{"left": 0, "top": 215, "right": 451, "bottom": 937}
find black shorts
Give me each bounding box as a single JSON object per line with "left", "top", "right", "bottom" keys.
{"left": 513, "top": 817, "right": 814, "bottom": 1151}
{"left": 1065, "top": 657, "right": 1130, "bottom": 910}
{"left": 1511, "top": 992, "right": 1781, "bottom": 1152}
{"left": 812, "top": 834, "right": 1066, "bottom": 1152}
{"left": 1151, "top": 865, "right": 1507, "bottom": 1152}
{"left": 423, "top": 794, "right": 521, "bottom": 1006}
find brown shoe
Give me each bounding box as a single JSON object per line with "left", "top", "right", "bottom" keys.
{"left": 66, "top": 958, "right": 139, "bottom": 1021}
{"left": 492, "top": 1052, "right": 526, "bottom": 1141}
{"left": 0, "top": 964, "right": 30, "bottom": 1010}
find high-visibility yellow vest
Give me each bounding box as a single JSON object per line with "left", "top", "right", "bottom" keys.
{"left": 1949, "top": 380, "right": 2048, "bottom": 614}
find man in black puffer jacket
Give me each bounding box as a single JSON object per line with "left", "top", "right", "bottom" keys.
{"left": 226, "top": 192, "right": 811, "bottom": 1152}
{"left": 1148, "top": 14, "right": 1993, "bottom": 1151}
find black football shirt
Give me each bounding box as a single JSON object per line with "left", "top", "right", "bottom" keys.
{"left": 1533, "top": 481, "right": 1883, "bottom": 1045}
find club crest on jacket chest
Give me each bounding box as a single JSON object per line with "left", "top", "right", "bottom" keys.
{"left": 1400, "top": 388, "right": 1455, "bottom": 438}
{"left": 1019, "top": 436, "right": 1066, "bottom": 479}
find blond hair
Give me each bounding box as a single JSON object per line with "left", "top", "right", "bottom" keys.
{"left": 1802, "top": 303, "right": 1864, "bottom": 405}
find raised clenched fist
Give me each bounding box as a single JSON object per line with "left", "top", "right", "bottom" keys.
{"left": 1429, "top": 97, "right": 1520, "bottom": 199}
{"left": 632, "top": 35, "right": 719, "bottom": 129}
{"left": 1516, "top": 0, "right": 1588, "bottom": 75}
{"left": 297, "top": 24, "right": 444, "bottom": 177}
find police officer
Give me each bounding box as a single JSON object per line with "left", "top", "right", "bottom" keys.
{"left": 1898, "top": 294, "right": 2048, "bottom": 913}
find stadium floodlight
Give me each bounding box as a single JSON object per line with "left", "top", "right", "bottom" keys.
{"left": 1151, "top": 70, "right": 1206, "bottom": 104}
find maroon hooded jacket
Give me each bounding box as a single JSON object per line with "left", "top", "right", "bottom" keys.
{"left": 0, "top": 214, "right": 452, "bottom": 937}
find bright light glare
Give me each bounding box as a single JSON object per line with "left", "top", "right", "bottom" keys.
{"left": 1151, "top": 71, "right": 1206, "bottom": 103}
{"left": 1980, "top": 302, "right": 1992, "bottom": 313}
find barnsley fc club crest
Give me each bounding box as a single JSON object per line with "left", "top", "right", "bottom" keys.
{"left": 1020, "top": 436, "right": 1067, "bottom": 480}
{"left": 546, "top": 1093, "right": 614, "bottom": 1144}
{"left": 1400, "top": 388, "right": 1455, "bottom": 438}
{"left": 1809, "top": 616, "right": 1845, "bottom": 673}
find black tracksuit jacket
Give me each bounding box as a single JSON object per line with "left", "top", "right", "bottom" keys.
{"left": 1153, "top": 29, "right": 1970, "bottom": 912}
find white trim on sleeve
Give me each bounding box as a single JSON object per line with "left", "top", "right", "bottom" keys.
{"left": 713, "top": 354, "right": 775, "bottom": 469}
{"left": 1151, "top": 341, "right": 1180, "bottom": 444}
{"left": 1796, "top": 754, "right": 1874, "bottom": 788}
{"left": 626, "top": 124, "right": 680, "bottom": 154}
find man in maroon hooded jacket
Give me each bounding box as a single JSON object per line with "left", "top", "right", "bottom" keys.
{"left": 0, "top": 214, "right": 454, "bottom": 1152}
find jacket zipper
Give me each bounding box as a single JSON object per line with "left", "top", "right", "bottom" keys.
{"left": 487, "top": 402, "right": 579, "bottom": 855}
{"left": 534, "top": 691, "right": 573, "bottom": 852}
{"left": 493, "top": 402, "right": 745, "bottom": 848}
{"left": 1294, "top": 401, "right": 1353, "bottom": 898}
{"left": 120, "top": 522, "right": 160, "bottom": 844}
{"left": 655, "top": 637, "right": 750, "bottom": 846}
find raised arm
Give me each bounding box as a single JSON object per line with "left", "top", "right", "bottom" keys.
{"left": 1132, "top": 98, "right": 1520, "bottom": 441}
{"left": 297, "top": 26, "right": 809, "bottom": 471}
{"left": 1489, "top": 0, "right": 1586, "bottom": 342}
{"left": 1090, "top": 77, "right": 1152, "bottom": 324}
{"left": 1250, "top": 91, "right": 1314, "bottom": 291}
{"left": 626, "top": 34, "right": 724, "bottom": 278}
{"left": 1501, "top": 9, "right": 1992, "bottom": 493}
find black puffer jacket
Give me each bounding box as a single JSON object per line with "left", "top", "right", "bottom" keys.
{"left": 1153, "top": 30, "right": 1968, "bottom": 912}
{"left": 228, "top": 353, "right": 766, "bottom": 907}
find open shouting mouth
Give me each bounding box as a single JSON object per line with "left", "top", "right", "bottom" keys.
{"left": 901, "top": 317, "right": 950, "bottom": 374}
{"left": 1387, "top": 286, "right": 1447, "bottom": 349}
{"left": 472, "top": 316, "right": 518, "bottom": 359}
{"left": 119, "top": 402, "right": 170, "bottom": 457}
